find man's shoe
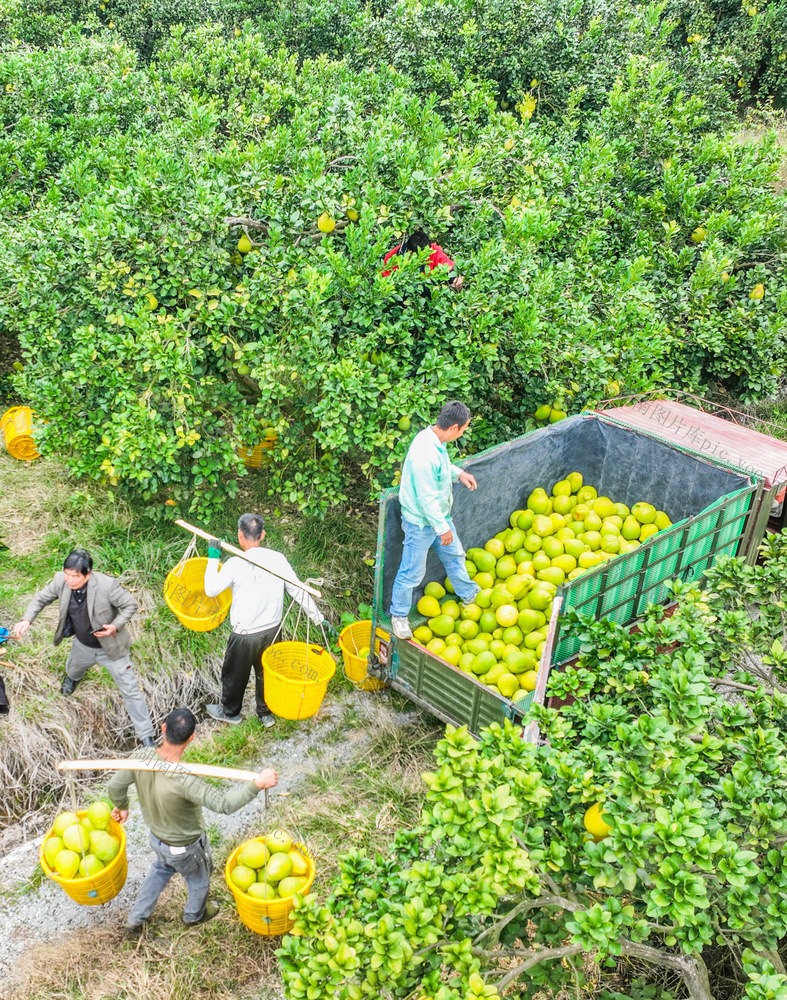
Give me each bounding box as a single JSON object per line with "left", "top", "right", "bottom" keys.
{"left": 184, "top": 900, "right": 219, "bottom": 926}
{"left": 60, "top": 675, "right": 79, "bottom": 696}
{"left": 390, "top": 616, "right": 413, "bottom": 640}
{"left": 206, "top": 703, "right": 243, "bottom": 726}
{"left": 140, "top": 736, "right": 157, "bottom": 748}
{"left": 125, "top": 918, "right": 147, "bottom": 937}
{"left": 256, "top": 711, "right": 276, "bottom": 729}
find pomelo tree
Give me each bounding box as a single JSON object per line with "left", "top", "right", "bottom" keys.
{"left": 279, "top": 534, "right": 787, "bottom": 998}
{"left": 0, "top": 24, "right": 785, "bottom": 515}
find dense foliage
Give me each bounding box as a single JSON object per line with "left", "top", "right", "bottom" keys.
{"left": 0, "top": 2, "right": 785, "bottom": 514}
{"left": 279, "top": 533, "right": 787, "bottom": 999}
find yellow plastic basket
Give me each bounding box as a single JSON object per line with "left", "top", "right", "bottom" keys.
{"left": 338, "top": 620, "right": 388, "bottom": 691}
{"left": 40, "top": 811, "right": 127, "bottom": 905}
{"left": 1, "top": 406, "right": 40, "bottom": 461}
{"left": 262, "top": 641, "right": 336, "bottom": 720}
{"left": 238, "top": 437, "right": 277, "bottom": 469}
{"left": 225, "top": 838, "right": 315, "bottom": 936}
{"left": 164, "top": 556, "right": 232, "bottom": 632}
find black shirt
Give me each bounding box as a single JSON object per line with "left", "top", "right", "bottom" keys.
{"left": 67, "top": 586, "right": 102, "bottom": 648}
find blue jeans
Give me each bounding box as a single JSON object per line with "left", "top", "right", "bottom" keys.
{"left": 390, "top": 519, "right": 478, "bottom": 617}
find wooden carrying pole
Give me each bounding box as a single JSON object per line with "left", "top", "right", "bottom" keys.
{"left": 175, "top": 519, "right": 321, "bottom": 599}
{"left": 58, "top": 759, "right": 259, "bottom": 782}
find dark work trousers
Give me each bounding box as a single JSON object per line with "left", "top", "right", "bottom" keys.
{"left": 0, "top": 675, "right": 7, "bottom": 715}
{"left": 221, "top": 626, "right": 279, "bottom": 718}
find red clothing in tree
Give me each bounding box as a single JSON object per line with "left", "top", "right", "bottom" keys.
{"left": 381, "top": 243, "right": 455, "bottom": 277}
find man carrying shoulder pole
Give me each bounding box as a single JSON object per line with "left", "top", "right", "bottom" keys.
{"left": 108, "top": 707, "right": 277, "bottom": 933}
{"left": 203, "top": 513, "right": 336, "bottom": 727}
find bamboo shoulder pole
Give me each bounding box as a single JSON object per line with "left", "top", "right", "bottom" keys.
{"left": 175, "top": 519, "right": 322, "bottom": 599}
{"left": 58, "top": 758, "right": 259, "bottom": 782}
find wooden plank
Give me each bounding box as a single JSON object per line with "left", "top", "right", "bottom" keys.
{"left": 58, "top": 758, "right": 259, "bottom": 782}
{"left": 175, "top": 519, "right": 322, "bottom": 598}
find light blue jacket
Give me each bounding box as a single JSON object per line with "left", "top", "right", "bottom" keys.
{"left": 399, "top": 427, "right": 463, "bottom": 535}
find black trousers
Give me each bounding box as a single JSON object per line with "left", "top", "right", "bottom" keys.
{"left": 0, "top": 675, "right": 7, "bottom": 715}
{"left": 221, "top": 627, "right": 279, "bottom": 718}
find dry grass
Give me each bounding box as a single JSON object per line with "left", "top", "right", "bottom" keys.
{"left": 8, "top": 902, "right": 283, "bottom": 1000}
{"left": 277, "top": 704, "right": 442, "bottom": 887}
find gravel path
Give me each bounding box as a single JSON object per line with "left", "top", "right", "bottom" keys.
{"left": 0, "top": 691, "right": 414, "bottom": 987}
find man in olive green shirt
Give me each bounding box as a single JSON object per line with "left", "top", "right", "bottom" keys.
{"left": 108, "top": 707, "right": 277, "bottom": 931}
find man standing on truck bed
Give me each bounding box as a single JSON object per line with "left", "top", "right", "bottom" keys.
{"left": 389, "top": 400, "right": 479, "bottom": 640}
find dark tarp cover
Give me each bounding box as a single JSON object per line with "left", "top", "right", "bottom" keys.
{"left": 378, "top": 413, "right": 750, "bottom": 613}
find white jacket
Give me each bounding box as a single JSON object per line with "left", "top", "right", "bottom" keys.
{"left": 203, "top": 547, "right": 321, "bottom": 634}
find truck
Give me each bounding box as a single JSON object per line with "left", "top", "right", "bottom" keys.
{"left": 367, "top": 394, "right": 787, "bottom": 737}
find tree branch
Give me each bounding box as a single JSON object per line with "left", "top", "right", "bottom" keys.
{"left": 494, "top": 944, "right": 585, "bottom": 990}
{"left": 473, "top": 894, "right": 584, "bottom": 946}
{"left": 224, "top": 216, "right": 268, "bottom": 231}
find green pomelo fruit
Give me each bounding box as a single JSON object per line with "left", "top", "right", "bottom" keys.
{"left": 239, "top": 840, "right": 269, "bottom": 869}
{"left": 78, "top": 854, "right": 105, "bottom": 878}
{"left": 531, "top": 515, "right": 554, "bottom": 537}
{"left": 632, "top": 502, "right": 656, "bottom": 524}
{"left": 265, "top": 853, "right": 294, "bottom": 882}
{"left": 53, "top": 812, "right": 79, "bottom": 837}
{"left": 428, "top": 614, "right": 455, "bottom": 638}
{"left": 501, "top": 625, "right": 523, "bottom": 646}
{"left": 551, "top": 494, "right": 573, "bottom": 515}
{"left": 93, "top": 833, "right": 120, "bottom": 863}
{"left": 517, "top": 609, "right": 541, "bottom": 633}
{"left": 479, "top": 611, "right": 498, "bottom": 634}
{"left": 457, "top": 619, "right": 479, "bottom": 640}
{"left": 231, "top": 864, "right": 258, "bottom": 891}
{"left": 466, "top": 637, "right": 490, "bottom": 656}
{"left": 542, "top": 537, "right": 563, "bottom": 559}
{"left": 87, "top": 801, "right": 112, "bottom": 831}
{"left": 495, "top": 555, "right": 517, "bottom": 579}
{"left": 552, "top": 554, "right": 576, "bottom": 574}
{"left": 527, "top": 489, "right": 551, "bottom": 515}
{"left": 424, "top": 581, "right": 446, "bottom": 600}
{"left": 248, "top": 881, "right": 278, "bottom": 899}
{"left": 497, "top": 673, "right": 519, "bottom": 699}
{"left": 471, "top": 550, "right": 496, "bottom": 574}
{"left": 504, "top": 529, "right": 525, "bottom": 553}
{"left": 44, "top": 836, "right": 64, "bottom": 868}
{"left": 504, "top": 574, "right": 529, "bottom": 600}
{"left": 564, "top": 538, "right": 586, "bottom": 559}
{"left": 484, "top": 538, "right": 505, "bottom": 559}
{"left": 583, "top": 531, "right": 602, "bottom": 551}
{"left": 621, "top": 516, "right": 641, "bottom": 540}
{"left": 567, "top": 472, "right": 583, "bottom": 492}
{"left": 288, "top": 850, "right": 309, "bottom": 877}
{"left": 440, "top": 599, "right": 461, "bottom": 620}
{"left": 537, "top": 566, "right": 565, "bottom": 587}
{"left": 277, "top": 875, "right": 309, "bottom": 898}
{"left": 473, "top": 651, "right": 497, "bottom": 674}
{"left": 516, "top": 510, "right": 535, "bottom": 531}
{"left": 62, "top": 823, "right": 90, "bottom": 854}
{"left": 54, "top": 849, "right": 80, "bottom": 879}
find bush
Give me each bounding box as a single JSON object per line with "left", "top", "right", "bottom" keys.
{"left": 279, "top": 535, "right": 787, "bottom": 1000}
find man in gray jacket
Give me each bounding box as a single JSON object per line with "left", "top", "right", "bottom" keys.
{"left": 12, "top": 549, "right": 156, "bottom": 747}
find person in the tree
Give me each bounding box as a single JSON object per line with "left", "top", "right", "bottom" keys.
{"left": 382, "top": 230, "right": 464, "bottom": 290}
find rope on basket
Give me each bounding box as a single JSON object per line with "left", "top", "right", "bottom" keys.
{"left": 172, "top": 535, "right": 199, "bottom": 578}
